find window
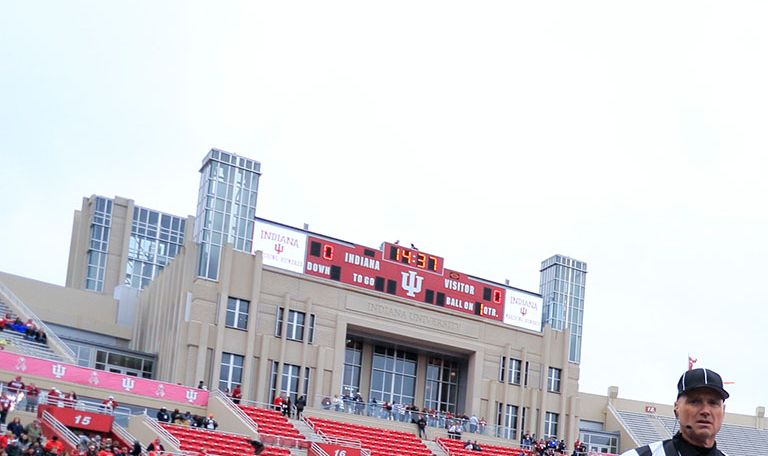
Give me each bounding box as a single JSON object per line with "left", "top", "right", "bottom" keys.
{"left": 547, "top": 367, "right": 561, "bottom": 393}
{"left": 343, "top": 338, "right": 362, "bottom": 394}
{"left": 424, "top": 357, "right": 460, "bottom": 414}
{"left": 544, "top": 412, "right": 559, "bottom": 439}
{"left": 508, "top": 358, "right": 522, "bottom": 385}
{"left": 269, "top": 361, "right": 311, "bottom": 402}
{"left": 499, "top": 356, "right": 505, "bottom": 382}
{"left": 275, "top": 308, "right": 316, "bottom": 343}
{"left": 226, "top": 297, "right": 249, "bottom": 330}
{"left": 496, "top": 403, "right": 518, "bottom": 439}
{"left": 369, "top": 346, "right": 417, "bottom": 406}
{"left": 219, "top": 352, "right": 244, "bottom": 392}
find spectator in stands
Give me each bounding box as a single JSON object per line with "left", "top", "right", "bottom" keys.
{"left": 331, "top": 394, "right": 343, "bottom": 412}
{"left": 101, "top": 395, "right": 118, "bottom": 413}
{"left": 203, "top": 414, "right": 218, "bottom": 430}
{"left": 367, "top": 397, "right": 377, "bottom": 417}
{"left": 353, "top": 392, "right": 365, "bottom": 415}
{"left": 44, "top": 435, "right": 64, "bottom": 456}
{"left": 620, "top": 368, "right": 729, "bottom": 456}
{"left": 321, "top": 396, "right": 331, "bottom": 410}
{"left": 282, "top": 395, "right": 291, "bottom": 417}
{"left": 24, "top": 420, "right": 42, "bottom": 443}
{"left": 468, "top": 414, "right": 479, "bottom": 433}
{"left": 557, "top": 439, "right": 566, "bottom": 454}
{"left": 248, "top": 438, "right": 265, "bottom": 455}
{"left": 145, "top": 438, "right": 164, "bottom": 454}
{"left": 63, "top": 391, "right": 78, "bottom": 409}
{"left": 182, "top": 410, "right": 193, "bottom": 425}
{"left": 0, "top": 393, "right": 11, "bottom": 428}
{"left": 273, "top": 393, "right": 284, "bottom": 412}
{"left": 171, "top": 408, "right": 183, "bottom": 424}
{"left": 380, "top": 400, "right": 391, "bottom": 419}
{"left": 448, "top": 422, "right": 462, "bottom": 440}
{"left": 295, "top": 395, "right": 306, "bottom": 419}
{"left": 156, "top": 407, "right": 170, "bottom": 423}
{"left": 231, "top": 384, "right": 242, "bottom": 404}
{"left": 464, "top": 440, "right": 474, "bottom": 450}
{"left": 521, "top": 432, "right": 533, "bottom": 450}
{"left": 7, "top": 417, "right": 24, "bottom": 438}
{"left": 472, "top": 440, "right": 482, "bottom": 451}
{"left": 7, "top": 376, "right": 25, "bottom": 402}
{"left": 25, "top": 384, "right": 40, "bottom": 412}
{"left": 129, "top": 441, "right": 141, "bottom": 456}
{"left": 415, "top": 413, "right": 427, "bottom": 439}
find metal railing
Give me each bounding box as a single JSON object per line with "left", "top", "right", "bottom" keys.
{"left": 0, "top": 280, "right": 77, "bottom": 362}
{"left": 113, "top": 422, "right": 145, "bottom": 455}
{"left": 42, "top": 410, "right": 80, "bottom": 448}
{"left": 212, "top": 389, "right": 258, "bottom": 434}
{"left": 141, "top": 413, "right": 181, "bottom": 448}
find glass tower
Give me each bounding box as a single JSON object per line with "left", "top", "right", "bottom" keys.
{"left": 195, "top": 149, "right": 261, "bottom": 280}
{"left": 539, "top": 255, "right": 587, "bottom": 363}
{"left": 125, "top": 206, "right": 187, "bottom": 289}
{"left": 85, "top": 197, "right": 113, "bottom": 292}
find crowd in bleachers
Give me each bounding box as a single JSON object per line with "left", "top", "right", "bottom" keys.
{"left": 154, "top": 406, "right": 218, "bottom": 430}
{"left": 0, "top": 313, "right": 48, "bottom": 345}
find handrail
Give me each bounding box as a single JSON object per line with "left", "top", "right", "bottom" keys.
{"left": 212, "top": 389, "right": 258, "bottom": 434}
{"left": 41, "top": 393, "right": 132, "bottom": 420}
{"left": 42, "top": 410, "right": 80, "bottom": 448}
{"left": 113, "top": 422, "right": 146, "bottom": 455}
{"left": 141, "top": 413, "right": 181, "bottom": 448}
{"left": 0, "top": 280, "right": 77, "bottom": 362}
{"left": 607, "top": 403, "right": 641, "bottom": 447}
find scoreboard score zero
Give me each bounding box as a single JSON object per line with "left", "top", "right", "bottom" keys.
{"left": 254, "top": 218, "right": 542, "bottom": 332}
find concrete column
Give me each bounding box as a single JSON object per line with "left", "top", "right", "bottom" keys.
{"left": 241, "top": 251, "right": 263, "bottom": 402}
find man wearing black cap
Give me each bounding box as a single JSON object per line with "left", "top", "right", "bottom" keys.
{"left": 620, "top": 368, "right": 729, "bottom": 456}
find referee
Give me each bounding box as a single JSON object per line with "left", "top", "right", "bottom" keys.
{"left": 620, "top": 368, "right": 729, "bottom": 456}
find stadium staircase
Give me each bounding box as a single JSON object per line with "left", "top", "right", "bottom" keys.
{"left": 158, "top": 422, "right": 291, "bottom": 456}
{"left": 0, "top": 284, "right": 76, "bottom": 363}
{"left": 237, "top": 402, "right": 308, "bottom": 448}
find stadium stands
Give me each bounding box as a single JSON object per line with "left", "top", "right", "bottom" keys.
{"left": 159, "top": 422, "right": 290, "bottom": 456}
{"left": 0, "top": 300, "right": 64, "bottom": 361}
{"left": 237, "top": 403, "right": 307, "bottom": 445}
{"left": 437, "top": 437, "right": 532, "bottom": 456}
{"left": 306, "top": 416, "right": 432, "bottom": 456}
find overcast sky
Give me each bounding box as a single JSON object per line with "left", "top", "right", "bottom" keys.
{"left": 1, "top": 1, "right": 767, "bottom": 417}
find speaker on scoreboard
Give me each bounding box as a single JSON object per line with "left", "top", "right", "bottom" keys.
{"left": 436, "top": 292, "right": 445, "bottom": 306}
{"left": 474, "top": 302, "right": 482, "bottom": 316}
{"left": 424, "top": 289, "right": 434, "bottom": 304}
{"left": 330, "top": 266, "right": 341, "bottom": 281}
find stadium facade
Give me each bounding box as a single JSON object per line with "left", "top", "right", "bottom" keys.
{"left": 1, "top": 149, "right": 765, "bottom": 455}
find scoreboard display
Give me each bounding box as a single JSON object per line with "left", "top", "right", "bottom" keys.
{"left": 254, "top": 218, "right": 542, "bottom": 332}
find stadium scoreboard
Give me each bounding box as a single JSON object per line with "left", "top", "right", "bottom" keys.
{"left": 253, "top": 218, "right": 542, "bottom": 332}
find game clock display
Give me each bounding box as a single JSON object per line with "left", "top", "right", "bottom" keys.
{"left": 383, "top": 242, "right": 444, "bottom": 274}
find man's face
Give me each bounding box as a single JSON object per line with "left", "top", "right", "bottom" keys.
{"left": 675, "top": 388, "right": 725, "bottom": 447}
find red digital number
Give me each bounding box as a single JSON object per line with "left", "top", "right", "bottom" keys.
{"left": 492, "top": 289, "right": 503, "bottom": 304}
{"left": 322, "top": 244, "right": 334, "bottom": 260}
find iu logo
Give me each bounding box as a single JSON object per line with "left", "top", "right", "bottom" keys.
{"left": 155, "top": 384, "right": 166, "bottom": 398}
{"left": 274, "top": 243, "right": 284, "bottom": 255}
{"left": 519, "top": 307, "right": 528, "bottom": 316}
{"left": 88, "top": 372, "right": 100, "bottom": 385}
{"left": 401, "top": 271, "right": 424, "bottom": 297}
{"left": 122, "top": 377, "right": 136, "bottom": 391}
{"left": 186, "top": 389, "right": 199, "bottom": 403}
{"left": 51, "top": 364, "right": 67, "bottom": 379}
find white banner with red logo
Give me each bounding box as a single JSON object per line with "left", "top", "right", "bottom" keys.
{"left": 0, "top": 351, "right": 208, "bottom": 406}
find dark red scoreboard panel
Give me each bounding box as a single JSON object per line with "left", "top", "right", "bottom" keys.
{"left": 304, "top": 238, "right": 505, "bottom": 321}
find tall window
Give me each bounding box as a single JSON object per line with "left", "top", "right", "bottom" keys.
{"left": 496, "top": 403, "right": 518, "bottom": 439}
{"left": 547, "top": 367, "right": 561, "bottom": 393}
{"left": 226, "top": 297, "right": 250, "bottom": 330}
{"left": 219, "top": 352, "right": 244, "bottom": 392}
{"left": 508, "top": 358, "right": 522, "bottom": 385}
{"left": 424, "top": 357, "right": 460, "bottom": 414}
{"left": 125, "top": 207, "right": 186, "bottom": 289}
{"left": 498, "top": 356, "right": 505, "bottom": 382}
{"left": 343, "top": 338, "right": 363, "bottom": 394}
{"left": 269, "top": 362, "right": 311, "bottom": 402}
{"left": 275, "top": 308, "right": 315, "bottom": 343}
{"left": 544, "top": 412, "right": 559, "bottom": 439}
{"left": 86, "top": 197, "right": 112, "bottom": 292}
{"left": 369, "top": 346, "right": 417, "bottom": 406}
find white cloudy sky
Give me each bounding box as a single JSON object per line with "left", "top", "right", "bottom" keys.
{"left": 1, "top": 1, "right": 766, "bottom": 417}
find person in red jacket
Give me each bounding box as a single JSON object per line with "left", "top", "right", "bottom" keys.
{"left": 101, "top": 395, "right": 118, "bottom": 413}
{"left": 44, "top": 435, "right": 65, "bottom": 455}
{"left": 231, "top": 384, "right": 242, "bottom": 404}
